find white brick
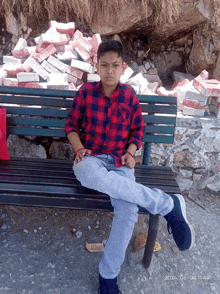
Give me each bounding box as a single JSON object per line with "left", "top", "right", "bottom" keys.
{"left": 47, "top": 73, "right": 68, "bottom": 83}
{"left": 41, "top": 60, "right": 61, "bottom": 74}
{"left": 67, "top": 74, "right": 77, "bottom": 84}
{"left": 87, "top": 74, "right": 100, "bottom": 82}
{"left": 0, "top": 69, "right": 7, "bottom": 86}
{"left": 3, "top": 56, "right": 22, "bottom": 65}
{"left": 75, "top": 44, "right": 91, "bottom": 62}
{"left": 3, "top": 78, "right": 18, "bottom": 87}
{"left": 17, "top": 72, "right": 40, "bottom": 82}
{"left": 120, "top": 67, "right": 134, "bottom": 83}
{"left": 183, "top": 106, "right": 205, "bottom": 116}
{"left": 56, "top": 51, "right": 78, "bottom": 60}
{"left": 47, "top": 55, "right": 68, "bottom": 73}
{"left": 71, "top": 59, "right": 93, "bottom": 73}
{"left": 12, "top": 38, "right": 27, "bottom": 52}
{"left": 22, "top": 53, "right": 38, "bottom": 72}
{"left": 185, "top": 88, "right": 207, "bottom": 103}
{"left": 29, "top": 58, "right": 49, "bottom": 80}
{"left": 47, "top": 84, "right": 69, "bottom": 90}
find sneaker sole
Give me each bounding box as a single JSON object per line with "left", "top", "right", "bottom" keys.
{"left": 174, "top": 194, "right": 195, "bottom": 250}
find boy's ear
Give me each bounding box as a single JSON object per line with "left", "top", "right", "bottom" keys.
{"left": 122, "top": 63, "right": 127, "bottom": 75}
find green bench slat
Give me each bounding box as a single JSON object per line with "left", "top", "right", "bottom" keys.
{"left": 0, "top": 85, "right": 77, "bottom": 98}
{"left": 7, "top": 126, "right": 66, "bottom": 137}
{"left": 138, "top": 95, "right": 177, "bottom": 104}
{"left": 7, "top": 117, "right": 66, "bottom": 128}
{"left": 2, "top": 106, "right": 69, "bottom": 118}
{"left": 142, "top": 114, "right": 176, "bottom": 125}
{"left": 140, "top": 104, "right": 177, "bottom": 114}
{"left": 145, "top": 125, "right": 175, "bottom": 134}
{"left": 0, "top": 95, "right": 73, "bottom": 107}
{"left": 143, "top": 134, "right": 174, "bottom": 144}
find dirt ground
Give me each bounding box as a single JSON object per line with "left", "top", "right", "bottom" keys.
{"left": 0, "top": 190, "right": 220, "bottom": 294}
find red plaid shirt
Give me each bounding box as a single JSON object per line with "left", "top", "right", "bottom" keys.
{"left": 65, "top": 81, "right": 145, "bottom": 166}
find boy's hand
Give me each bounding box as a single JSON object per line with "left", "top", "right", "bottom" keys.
{"left": 121, "top": 152, "right": 135, "bottom": 169}
{"left": 75, "top": 148, "right": 91, "bottom": 164}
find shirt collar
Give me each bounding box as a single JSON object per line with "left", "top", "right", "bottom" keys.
{"left": 95, "top": 81, "right": 123, "bottom": 92}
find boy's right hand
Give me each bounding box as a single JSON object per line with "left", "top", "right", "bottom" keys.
{"left": 75, "top": 148, "right": 91, "bottom": 164}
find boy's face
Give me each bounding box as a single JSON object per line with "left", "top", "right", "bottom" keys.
{"left": 97, "top": 51, "right": 126, "bottom": 90}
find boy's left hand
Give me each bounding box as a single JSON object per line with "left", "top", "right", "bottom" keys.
{"left": 121, "top": 153, "right": 136, "bottom": 169}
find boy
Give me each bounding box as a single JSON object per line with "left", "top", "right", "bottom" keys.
{"left": 65, "top": 40, "right": 195, "bottom": 294}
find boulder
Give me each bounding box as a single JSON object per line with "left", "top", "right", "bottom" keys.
{"left": 186, "top": 25, "right": 219, "bottom": 75}
{"left": 7, "top": 134, "right": 47, "bottom": 159}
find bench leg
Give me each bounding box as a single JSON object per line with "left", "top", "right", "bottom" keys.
{"left": 142, "top": 214, "right": 159, "bottom": 268}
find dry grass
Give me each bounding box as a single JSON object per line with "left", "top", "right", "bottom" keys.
{"left": 0, "top": 0, "right": 220, "bottom": 31}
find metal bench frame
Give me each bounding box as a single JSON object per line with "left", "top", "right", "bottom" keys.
{"left": 0, "top": 86, "right": 180, "bottom": 268}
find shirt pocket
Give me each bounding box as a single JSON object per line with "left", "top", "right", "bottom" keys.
{"left": 117, "top": 103, "right": 132, "bottom": 123}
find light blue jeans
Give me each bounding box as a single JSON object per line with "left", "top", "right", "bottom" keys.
{"left": 73, "top": 154, "right": 174, "bottom": 279}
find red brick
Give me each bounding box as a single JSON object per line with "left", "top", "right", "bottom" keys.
{"left": 172, "top": 79, "right": 190, "bottom": 90}
{"left": 18, "top": 82, "right": 40, "bottom": 88}
{"left": 50, "top": 20, "right": 75, "bottom": 37}
{"left": 55, "top": 43, "right": 75, "bottom": 53}
{"left": 193, "top": 78, "right": 220, "bottom": 97}
{"left": 69, "top": 83, "right": 77, "bottom": 90}
{"left": 12, "top": 38, "right": 27, "bottom": 53}
{"left": 66, "top": 65, "right": 84, "bottom": 79}
{"left": 89, "top": 34, "right": 102, "bottom": 54}
{"left": 22, "top": 53, "right": 38, "bottom": 72}
{"left": 196, "top": 70, "right": 209, "bottom": 80}
{"left": 182, "top": 98, "right": 205, "bottom": 109}
{"left": 37, "top": 28, "right": 70, "bottom": 49}
{"left": 3, "top": 63, "right": 24, "bottom": 75}
{"left": 12, "top": 46, "right": 37, "bottom": 58}
{"left": 75, "top": 43, "right": 91, "bottom": 62}
{"left": 35, "top": 44, "right": 57, "bottom": 62}
{"left": 3, "top": 78, "right": 18, "bottom": 87}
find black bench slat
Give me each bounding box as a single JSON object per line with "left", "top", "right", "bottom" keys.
{"left": 0, "top": 173, "right": 178, "bottom": 188}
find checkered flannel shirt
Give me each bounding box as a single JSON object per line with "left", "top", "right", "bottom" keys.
{"left": 65, "top": 81, "right": 145, "bottom": 167}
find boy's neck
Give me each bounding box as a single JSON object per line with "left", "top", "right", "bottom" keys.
{"left": 101, "top": 83, "right": 118, "bottom": 98}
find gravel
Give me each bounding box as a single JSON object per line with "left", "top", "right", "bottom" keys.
{"left": 0, "top": 191, "right": 219, "bottom": 294}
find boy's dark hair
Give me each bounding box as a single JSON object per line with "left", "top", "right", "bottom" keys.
{"left": 97, "top": 40, "right": 125, "bottom": 62}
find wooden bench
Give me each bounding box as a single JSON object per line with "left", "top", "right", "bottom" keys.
{"left": 0, "top": 86, "right": 180, "bottom": 269}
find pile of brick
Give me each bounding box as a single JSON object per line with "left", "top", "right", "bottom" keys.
{"left": 0, "top": 20, "right": 101, "bottom": 90}
{"left": 157, "top": 70, "right": 220, "bottom": 118}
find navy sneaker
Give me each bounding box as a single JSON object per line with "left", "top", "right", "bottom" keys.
{"left": 164, "top": 194, "right": 195, "bottom": 251}
{"left": 98, "top": 274, "right": 122, "bottom": 294}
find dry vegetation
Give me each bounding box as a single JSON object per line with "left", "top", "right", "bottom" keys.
{"left": 0, "top": 0, "right": 220, "bottom": 32}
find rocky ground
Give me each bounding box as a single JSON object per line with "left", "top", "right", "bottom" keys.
{"left": 0, "top": 190, "right": 220, "bottom": 294}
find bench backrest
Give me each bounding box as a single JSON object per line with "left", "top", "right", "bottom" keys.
{"left": 0, "top": 86, "right": 177, "bottom": 165}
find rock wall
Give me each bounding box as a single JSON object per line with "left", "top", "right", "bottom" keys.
{"left": 6, "top": 114, "right": 220, "bottom": 194}
{"left": 0, "top": 1, "right": 220, "bottom": 81}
